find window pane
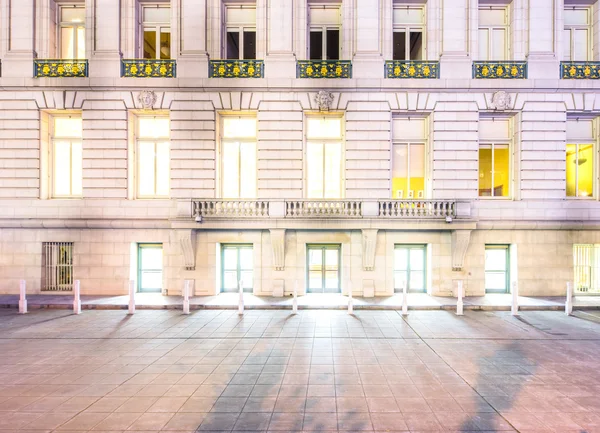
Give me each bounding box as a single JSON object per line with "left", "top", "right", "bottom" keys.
{"left": 243, "top": 31, "right": 256, "bottom": 59}
{"left": 54, "top": 141, "right": 71, "bottom": 196}
{"left": 324, "top": 142, "right": 342, "bottom": 198}
{"left": 61, "top": 7, "right": 85, "bottom": 23}
{"left": 394, "top": 271, "right": 408, "bottom": 289}
{"left": 142, "top": 248, "right": 163, "bottom": 269}
{"left": 485, "top": 271, "right": 506, "bottom": 290}
{"left": 141, "top": 271, "right": 162, "bottom": 290}
{"left": 307, "top": 117, "right": 342, "bottom": 139}
{"left": 54, "top": 117, "right": 82, "bottom": 138}
{"left": 410, "top": 271, "right": 424, "bottom": 291}
{"left": 478, "top": 28, "right": 489, "bottom": 60}
{"left": 479, "top": 8, "right": 506, "bottom": 26}
{"left": 393, "top": 7, "right": 424, "bottom": 25}
{"left": 310, "top": 30, "right": 323, "bottom": 60}
{"left": 485, "top": 249, "right": 507, "bottom": 271}
{"left": 493, "top": 144, "right": 509, "bottom": 197}
{"left": 566, "top": 143, "right": 577, "bottom": 197}
{"left": 564, "top": 8, "right": 589, "bottom": 26}
{"left": 223, "top": 248, "right": 237, "bottom": 270}
{"left": 392, "top": 144, "right": 408, "bottom": 198}
{"left": 410, "top": 248, "right": 424, "bottom": 271}
{"left": 326, "top": 29, "right": 339, "bottom": 60}
{"left": 409, "top": 143, "right": 425, "bottom": 197}
{"left": 576, "top": 144, "right": 594, "bottom": 197}
{"left": 309, "top": 271, "right": 322, "bottom": 289}
{"left": 61, "top": 27, "right": 75, "bottom": 58}
{"left": 227, "top": 31, "right": 240, "bottom": 59}
{"left": 325, "top": 271, "right": 338, "bottom": 289}
{"left": 224, "top": 271, "right": 238, "bottom": 290}
{"left": 393, "top": 31, "right": 406, "bottom": 60}
{"left": 222, "top": 141, "right": 240, "bottom": 198}
{"left": 491, "top": 28, "right": 506, "bottom": 60}
{"left": 143, "top": 30, "right": 157, "bottom": 59}
{"left": 160, "top": 28, "right": 171, "bottom": 59}
{"left": 223, "top": 118, "right": 256, "bottom": 139}
{"left": 143, "top": 7, "right": 170, "bottom": 23}
{"left": 239, "top": 142, "right": 256, "bottom": 198}
{"left": 325, "top": 248, "right": 338, "bottom": 267}
{"left": 479, "top": 146, "right": 493, "bottom": 197}
{"left": 573, "top": 29, "right": 589, "bottom": 61}
{"left": 395, "top": 248, "right": 408, "bottom": 271}
{"left": 138, "top": 142, "right": 156, "bottom": 196}
{"left": 564, "top": 29, "right": 572, "bottom": 60}
{"left": 307, "top": 142, "right": 324, "bottom": 198}
{"left": 71, "top": 141, "right": 82, "bottom": 195}
{"left": 409, "top": 31, "right": 423, "bottom": 60}
{"left": 139, "top": 118, "right": 169, "bottom": 138}
{"left": 155, "top": 142, "right": 169, "bottom": 196}
{"left": 240, "top": 248, "right": 253, "bottom": 270}
{"left": 76, "top": 26, "right": 85, "bottom": 59}
{"left": 240, "top": 271, "right": 253, "bottom": 288}
{"left": 310, "top": 7, "right": 340, "bottom": 25}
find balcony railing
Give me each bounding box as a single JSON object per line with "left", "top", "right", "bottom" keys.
{"left": 285, "top": 200, "right": 362, "bottom": 217}
{"left": 34, "top": 59, "right": 88, "bottom": 77}
{"left": 209, "top": 60, "right": 264, "bottom": 78}
{"left": 121, "top": 59, "right": 176, "bottom": 78}
{"left": 385, "top": 60, "right": 440, "bottom": 79}
{"left": 472, "top": 61, "right": 527, "bottom": 79}
{"left": 193, "top": 200, "right": 270, "bottom": 218}
{"left": 560, "top": 61, "right": 600, "bottom": 79}
{"left": 378, "top": 200, "right": 456, "bottom": 218}
{"left": 297, "top": 60, "right": 352, "bottom": 78}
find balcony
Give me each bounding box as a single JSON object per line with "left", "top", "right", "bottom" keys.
{"left": 297, "top": 60, "right": 352, "bottom": 78}
{"left": 121, "top": 59, "right": 176, "bottom": 78}
{"left": 209, "top": 60, "right": 264, "bottom": 78}
{"left": 560, "top": 61, "right": 600, "bottom": 79}
{"left": 472, "top": 61, "right": 527, "bottom": 79}
{"left": 385, "top": 60, "right": 440, "bottom": 79}
{"left": 34, "top": 59, "right": 88, "bottom": 78}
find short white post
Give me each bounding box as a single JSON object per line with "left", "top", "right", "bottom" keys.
{"left": 73, "top": 280, "right": 81, "bottom": 315}
{"left": 292, "top": 280, "right": 298, "bottom": 314}
{"left": 511, "top": 281, "right": 519, "bottom": 316}
{"left": 182, "top": 280, "right": 190, "bottom": 315}
{"left": 402, "top": 280, "right": 408, "bottom": 316}
{"left": 348, "top": 281, "right": 353, "bottom": 314}
{"left": 456, "top": 280, "right": 464, "bottom": 316}
{"left": 565, "top": 282, "right": 573, "bottom": 316}
{"left": 128, "top": 280, "right": 135, "bottom": 315}
{"left": 18, "top": 280, "right": 27, "bottom": 314}
{"left": 238, "top": 279, "right": 244, "bottom": 315}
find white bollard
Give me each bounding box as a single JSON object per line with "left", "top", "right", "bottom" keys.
{"left": 73, "top": 280, "right": 81, "bottom": 315}
{"left": 456, "top": 280, "right": 464, "bottom": 316}
{"left": 402, "top": 280, "right": 408, "bottom": 315}
{"left": 183, "top": 280, "right": 190, "bottom": 315}
{"left": 238, "top": 279, "right": 244, "bottom": 315}
{"left": 565, "top": 282, "right": 573, "bottom": 316}
{"left": 292, "top": 280, "right": 298, "bottom": 314}
{"left": 18, "top": 280, "right": 27, "bottom": 314}
{"left": 511, "top": 281, "right": 519, "bottom": 316}
{"left": 128, "top": 280, "right": 135, "bottom": 315}
{"left": 348, "top": 281, "right": 353, "bottom": 314}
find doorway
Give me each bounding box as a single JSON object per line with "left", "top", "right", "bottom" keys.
{"left": 485, "top": 245, "right": 510, "bottom": 293}
{"left": 138, "top": 244, "right": 163, "bottom": 293}
{"left": 221, "top": 244, "right": 253, "bottom": 293}
{"left": 307, "top": 244, "right": 341, "bottom": 293}
{"left": 394, "top": 245, "right": 427, "bottom": 293}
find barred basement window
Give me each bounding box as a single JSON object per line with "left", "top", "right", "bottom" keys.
{"left": 42, "top": 242, "right": 74, "bottom": 291}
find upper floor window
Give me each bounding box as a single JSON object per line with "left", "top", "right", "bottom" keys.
{"left": 393, "top": 5, "right": 424, "bottom": 60}
{"left": 225, "top": 5, "right": 256, "bottom": 59}
{"left": 52, "top": 116, "right": 83, "bottom": 197}
{"left": 479, "top": 118, "right": 511, "bottom": 198}
{"left": 306, "top": 116, "right": 343, "bottom": 198}
{"left": 136, "top": 116, "right": 170, "bottom": 198}
{"left": 141, "top": 5, "right": 171, "bottom": 59}
{"left": 220, "top": 116, "right": 257, "bottom": 198}
{"left": 309, "top": 5, "right": 341, "bottom": 60}
{"left": 564, "top": 6, "right": 592, "bottom": 61}
{"left": 59, "top": 5, "right": 85, "bottom": 59}
{"left": 392, "top": 117, "right": 427, "bottom": 199}
{"left": 567, "top": 118, "right": 595, "bottom": 198}
{"left": 478, "top": 6, "right": 509, "bottom": 60}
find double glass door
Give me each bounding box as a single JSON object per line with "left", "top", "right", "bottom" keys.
{"left": 222, "top": 245, "right": 253, "bottom": 293}
{"left": 138, "top": 244, "right": 163, "bottom": 293}
{"left": 307, "top": 245, "right": 341, "bottom": 293}
{"left": 394, "top": 245, "right": 426, "bottom": 293}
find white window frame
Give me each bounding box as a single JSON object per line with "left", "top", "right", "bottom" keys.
{"left": 135, "top": 115, "right": 170, "bottom": 199}
{"left": 50, "top": 115, "right": 83, "bottom": 198}
{"left": 308, "top": 5, "right": 342, "bottom": 60}
{"left": 566, "top": 117, "right": 597, "bottom": 199}
{"left": 564, "top": 5, "right": 593, "bottom": 61}
{"left": 58, "top": 4, "right": 86, "bottom": 59}
{"left": 140, "top": 4, "right": 171, "bottom": 59}
{"left": 478, "top": 5, "right": 509, "bottom": 61}
{"left": 223, "top": 4, "right": 257, "bottom": 60}
{"left": 478, "top": 117, "right": 512, "bottom": 199}
{"left": 392, "top": 4, "right": 426, "bottom": 61}
{"left": 392, "top": 117, "right": 429, "bottom": 199}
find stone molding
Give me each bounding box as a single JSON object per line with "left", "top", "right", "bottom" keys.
{"left": 178, "top": 229, "right": 196, "bottom": 270}
{"left": 270, "top": 229, "right": 286, "bottom": 270}
{"left": 451, "top": 229, "right": 472, "bottom": 271}
{"left": 362, "top": 229, "right": 378, "bottom": 271}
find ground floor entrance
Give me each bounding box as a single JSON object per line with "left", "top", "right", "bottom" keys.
{"left": 307, "top": 244, "right": 341, "bottom": 293}
{"left": 138, "top": 244, "right": 163, "bottom": 293}
{"left": 221, "top": 244, "right": 253, "bottom": 293}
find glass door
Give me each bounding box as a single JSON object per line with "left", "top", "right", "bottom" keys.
{"left": 221, "top": 245, "right": 253, "bottom": 293}
{"left": 307, "top": 245, "right": 341, "bottom": 293}
{"left": 394, "top": 245, "right": 426, "bottom": 293}
{"left": 485, "top": 245, "right": 510, "bottom": 293}
{"left": 138, "top": 244, "right": 163, "bottom": 293}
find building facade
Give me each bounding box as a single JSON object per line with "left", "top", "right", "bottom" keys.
{"left": 0, "top": 0, "right": 599, "bottom": 298}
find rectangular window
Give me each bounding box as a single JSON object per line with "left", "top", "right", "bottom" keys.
{"left": 225, "top": 5, "right": 256, "bottom": 59}
{"left": 307, "top": 244, "right": 341, "bottom": 293}
{"left": 478, "top": 6, "right": 508, "bottom": 60}
{"left": 394, "top": 245, "right": 426, "bottom": 293}
{"left": 220, "top": 116, "right": 257, "bottom": 198}
{"left": 42, "top": 242, "right": 74, "bottom": 291}
{"left": 222, "top": 244, "right": 253, "bottom": 293}
{"left": 59, "top": 5, "right": 85, "bottom": 59}
{"left": 479, "top": 118, "right": 510, "bottom": 198}
{"left": 138, "top": 244, "right": 163, "bottom": 293}
{"left": 392, "top": 117, "right": 427, "bottom": 199}
{"left": 136, "top": 116, "right": 170, "bottom": 198}
{"left": 484, "top": 245, "right": 509, "bottom": 293}
{"left": 574, "top": 244, "right": 600, "bottom": 293}
{"left": 564, "top": 7, "right": 592, "bottom": 61}
{"left": 52, "top": 116, "right": 83, "bottom": 197}
{"left": 393, "top": 6, "right": 424, "bottom": 60}
{"left": 306, "top": 116, "right": 343, "bottom": 198}
{"left": 309, "top": 6, "right": 341, "bottom": 60}
{"left": 566, "top": 119, "right": 595, "bottom": 198}
{"left": 142, "top": 5, "right": 171, "bottom": 59}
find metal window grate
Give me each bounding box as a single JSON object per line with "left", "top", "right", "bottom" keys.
{"left": 42, "top": 242, "right": 74, "bottom": 291}
{"left": 574, "top": 244, "right": 600, "bottom": 293}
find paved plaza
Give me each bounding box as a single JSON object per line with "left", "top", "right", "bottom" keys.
{"left": 1, "top": 309, "right": 600, "bottom": 432}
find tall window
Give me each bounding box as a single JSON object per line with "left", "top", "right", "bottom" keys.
{"left": 566, "top": 119, "right": 595, "bottom": 198}
{"left": 42, "top": 242, "right": 74, "bottom": 292}
{"left": 225, "top": 5, "right": 256, "bottom": 59}
{"left": 222, "top": 245, "right": 253, "bottom": 293}
{"left": 394, "top": 245, "right": 426, "bottom": 293}
{"left": 137, "top": 116, "right": 170, "bottom": 198}
{"left": 221, "top": 116, "right": 257, "bottom": 198}
{"left": 479, "top": 118, "right": 510, "bottom": 198}
{"left": 574, "top": 244, "right": 600, "bottom": 293}
{"left": 306, "top": 116, "right": 343, "bottom": 198}
{"left": 392, "top": 117, "right": 427, "bottom": 199}
{"left": 393, "top": 5, "right": 424, "bottom": 60}
{"left": 485, "top": 245, "right": 509, "bottom": 293}
{"left": 141, "top": 5, "right": 171, "bottom": 59}
{"left": 52, "top": 116, "right": 82, "bottom": 197}
{"left": 478, "top": 6, "right": 509, "bottom": 60}
{"left": 564, "top": 7, "right": 592, "bottom": 61}
{"left": 59, "top": 5, "right": 85, "bottom": 59}
{"left": 309, "top": 5, "right": 341, "bottom": 60}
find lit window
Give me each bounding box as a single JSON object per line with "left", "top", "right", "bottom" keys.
{"left": 479, "top": 118, "right": 510, "bottom": 198}
{"left": 307, "top": 245, "right": 340, "bottom": 293}
{"left": 52, "top": 116, "right": 82, "bottom": 197}
{"left": 564, "top": 7, "right": 591, "bottom": 61}
{"left": 306, "top": 116, "right": 343, "bottom": 198}
{"left": 222, "top": 245, "right": 253, "bottom": 292}
{"left": 485, "top": 245, "right": 509, "bottom": 293}
{"left": 478, "top": 6, "right": 508, "bottom": 60}
{"left": 392, "top": 117, "right": 427, "bottom": 199}
{"left": 394, "top": 245, "right": 426, "bottom": 293}
{"left": 225, "top": 5, "right": 256, "bottom": 59}
{"left": 142, "top": 5, "right": 171, "bottom": 59}
{"left": 137, "top": 117, "right": 170, "bottom": 198}
{"left": 393, "top": 6, "right": 424, "bottom": 60}
{"left": 220, "top": 116, "right": 257, "bottom": 198}
{"left": 309, "top": 6, "right": 341, "bottom": 60}
{"left": 59, "top": 5, "right": 86, "bottom": 59}
{"left": 566, "top": 119, "right": 595, "bottom": 198}
{"left": 573, "top": 244, "right": 600, "bottom": 293}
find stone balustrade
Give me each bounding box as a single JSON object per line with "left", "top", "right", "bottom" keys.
{"left": 378, "top": 200, "right": 456, "bottom": 218}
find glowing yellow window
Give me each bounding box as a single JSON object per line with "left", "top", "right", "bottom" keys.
{"left": 221, "top": 116, "right": 257, "bottom": 199}
{"left": 566, "top": 119, "right": 595, "bottom": 198}
{"left": 137, "top": 117, "right": 170, "bottom": 198}
{"left": 59, "top": 5, "right": 86, "bottom": 59}
{"left": 142, "top": 6, "right": 171, "bottom": 59}
{"left": 52, "top": 116, "right": 83, "bottom": 197}
{"left": 306, "top": 116, "right": 343, "bottom": 199}
{"left": 479, "top": 118, "right": 510, "bottom": 198}
{"left": 392, "top": 118, "right": 427, "bottom": 199}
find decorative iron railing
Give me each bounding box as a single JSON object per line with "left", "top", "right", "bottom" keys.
{"left": 285, "top": 200, "right": 362, "bottom": 217}
{"left": 34, "top": 59, "right": 88, "bottom": 77}
{"left": 193, "top": 200, "right": 270, "bottom": 218}
{"left": 385, "top": 60, "right": 440, "bottom": 78}
{"left": 560, "top": 61, "right": 600, "bottom": 79}
{"left": 378, "top": 200, "right": 456, "bottom": 218}
{"left": 209, "top": 59, "right": 264, "bottom": 78}
{"left": 121, "top": 59, "right": 176, "bottom": 78}
{"left": 297, "top": 60, "right": 352, "bottom": 78}
{"left": 472, "top": 61, "right": 527, "bottom": 79}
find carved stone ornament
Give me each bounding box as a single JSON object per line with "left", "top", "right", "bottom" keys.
{"left": 315, "top": 90, "right": 334, "bottom": 111}
{"left": 361, "top": 229, "right": 378, "bottom": 271}
{"left": 138, "top": 90, "right": 157, "bottom": 110}
{"left": 270, "top": 229, "right": 286, "bottom": 271}
{"left": 490, "top": 91, "right": 511, "bottom": 111}
{"left": 451, "top": 229, "right": 472, "bottom": 272}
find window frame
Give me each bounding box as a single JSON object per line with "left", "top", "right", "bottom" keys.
{"left": 223, "top": 4, "right": 257, "bottom": 60}
{"left": 393, "top": 244, "right": 427, "bottom": 293}
{"left": 50, "top": 114, "right": 83, "bottom": 199}
{"left": 478, "top": 117, "right": 512, "bottom": 199}
{"left": 221, "top": 244, "right": 254, "bottom": 293}
{"left": 306, "top": 244, "right": 341, "bottom": 293}
{"left": 58, "top": 4, "right": 86, "bottom": 60}
{"left": 392, "top": 4, "right": 426, "bottom": 61}
{"left": 563, "top": 5, "right": 593, "bottom": 61}
{"left": 484, "top": 244, "right": 510, "bottom": 293}
{"left": 140, "top": 4, "right": 171, "bottom": 60}
{"left": 137, "top": 243, "right": 163, "bottom": 293}
{"left": 566, "top": 117, "right": 597, "bottom": 199}
{"left": 135, "top": 115, "right": 170, "bottom": 199}
{"left": 478, "top": 5, "right": 509, "bottom": 61}
{"left": 308, "top": 5, "right": 342, "bottom": 60}
{"left": 391, "top": 116, "right": 429, "bottom": 199}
